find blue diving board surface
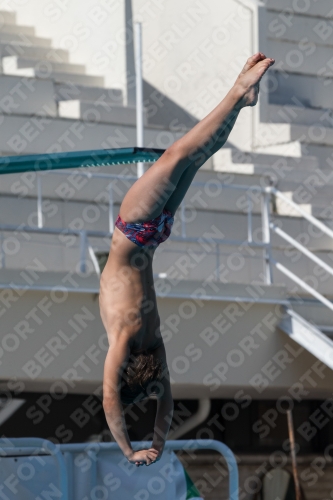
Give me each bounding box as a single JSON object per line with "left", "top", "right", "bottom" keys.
{"left": 0, "top": 147, "right": 165, "bottom": 175}
{"left": 0, "top": 438, "right": 239, "bottom": 499}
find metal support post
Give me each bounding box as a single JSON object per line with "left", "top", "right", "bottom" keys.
{"left": 79, "top": 231, "right": 87, "bottom": 274}
{"left": 108, "top": 183, "right": 114, "bottom": 232}
{"left": 261, "top": 189, "right": 273, "bottom": 284}
{"left": 180, "top": 200, "right": 186, "bottom": 238}
{"left": 135, "top": 22, "right": 144, "bottom": 178}
{"left": 37, "top": 174, "right": 43, "bottom": 228}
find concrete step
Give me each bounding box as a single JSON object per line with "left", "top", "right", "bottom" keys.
{"left": 255, "top": 122, "right": 294, "bottom": 148}
{"left": 214, "top": 161, "right": 333, "bottom": 188}
{"left": 278, "top": 179, "right": 333, "bottom": 202}
{"left": 275, "top": 191, "right": 312, "bottom": 216}
{"left": 54, "top": 82, "right": 123, "bottom": 105}
{"left": 0, "top": 31, "right": 51, "bottom": 46}
{"left": 2, "top": 62, "right": 104, "bottom": 86}
{"left": 264, "top": 180, "right": 333, "bottom": 219}
{"left": 268, "top": 70, "right": 333, "bottom": 110}
{"left": 256, "top": 121, "right": 333, "bottom": 148}
{"left": 0, "top": 11, "right": 16, "bottom": 25}
{"left": 213, "top": 148, "right": 326, "bottom": 190}
{"left": 46, "top": 72, "right": 103, "bottom": 87}
{"left": 253, "top": 141, "right": 310, "bottom": 157}
{"left": 254, "top": 142, "right": 333, "bottom": 171}
{"left": 212, "top": 147, "right": 320, "bottom": 182}
{"left": 263, "top": 103, "right": 333, "bottom": 128}
{"left": 2, "top": 56, "right": 86, "bottom": 76}
{"left": 213, "top": 147, "right": 318, "bottom": 169}
{"left": 0, "top": 23, "right": 35, "bottom": 36}
{"left": 211, "top": 160, "right": 333, "bottom": 192}
{"left": 0, "top": 75, "right": 57, "bottom": 116}
{"left": 266, "top": 0, "right": 333, "bottom": 18}
{"left": 267, "top": 38, "right": 333, "bottom": 78}
{"left": 303, "top": 143, "right": 333, "bottom": 169}
{"left": 266, "top": 10, "right": 333, "bottom": 46}
{"left": 0, "top": 233, "right": 83, "bottom": 273}
{"left": 276, "top": 167, "right": 333, "bottom": 187}
{"left": 0, "top": 114, "right": 184, "bottom": 155}
{"left": 0, "top": 41, "right": 69, "bottom": 62}
{"left": 58, "top": 100, "right": 147, "bottom": 126}
{"left": 312, "top": 205, "right": 333, "bottom": 219}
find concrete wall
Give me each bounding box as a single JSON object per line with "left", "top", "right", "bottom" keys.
{"left": 131, "top": 0, "right": 255, "bottom": 149}
{"left": 1, "top": 276, "right": 333, "bottom": 399}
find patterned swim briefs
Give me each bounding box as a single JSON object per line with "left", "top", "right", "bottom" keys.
{"left": 115, "top": 208, "right": 174, "bottom": 249}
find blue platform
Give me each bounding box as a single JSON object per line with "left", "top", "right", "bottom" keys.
{"left": 0, "top": 438, "right": 239, "bottom": 499}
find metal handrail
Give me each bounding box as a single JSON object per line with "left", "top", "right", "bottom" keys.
{"left": 269, "top": 186, "right": 333, "bottom": 315}
{"left": 272, "top": 187, "right": 333, "bottom": 240}
{"left": 273, "top": 259, "right": 333, "bottom": 312}
{"left": 0, "top": 438, "right": 239, "bottom": 500}
{"left": 270, "top": 223, "right": 333, "bottom": 278}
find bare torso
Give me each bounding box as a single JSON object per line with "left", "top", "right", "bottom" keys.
{"left": 99, "top": 227, "right": 162, "bottom": 352}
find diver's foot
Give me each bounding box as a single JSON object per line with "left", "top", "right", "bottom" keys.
{"left": 234, "top": 52, "right": 275, "bottom": 107}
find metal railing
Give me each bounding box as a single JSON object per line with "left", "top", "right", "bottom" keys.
{"left": 3, "top": 168, "right": 333, "bottom": 313}
{"left": 0, "top": 437, "right": 239, "bottom": 500}
{"left": 0, "top": 169, "right": 272, "bottom": 282}
{"left": 270, "top": 187, "right": 333, "bottom": 313}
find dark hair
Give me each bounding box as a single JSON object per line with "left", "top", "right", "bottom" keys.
{"left": 120, "top": 352, "right": 166, "bottom": 405}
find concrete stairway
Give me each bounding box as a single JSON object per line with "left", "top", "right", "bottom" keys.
{"left": 0, "top": 6, "right": 333, "bottom": 333}
{"left": 0, "top": 10, "right": 103, "bottom": 86}
{"left": 229, "top": 0, "right": 333, "bottom": 223}
{"left": 0, "top": 5, "right": 331, "bottom": 218}
{"left": 0, "top": 11, "right": 138, "bottom": 126}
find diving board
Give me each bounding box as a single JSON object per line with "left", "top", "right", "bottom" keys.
{"left": 0, "top": 147, "right": 165, "bottom": 175}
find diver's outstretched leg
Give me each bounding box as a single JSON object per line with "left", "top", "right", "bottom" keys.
{"left": 119, "top": 52, "right": 274, "bottom": 223}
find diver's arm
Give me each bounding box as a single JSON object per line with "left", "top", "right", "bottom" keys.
{"left": 150, "top": 343, "right": 174, "bottom": 458}
{"left": 151, "top": 376, "right": 173, "bottom": 457}
{"left": 102, "top": 337, "right": 133, "bottom": 458}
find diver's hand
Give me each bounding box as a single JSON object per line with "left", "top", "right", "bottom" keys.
{"left": 127, "top": 449, "right": 159, "bottom": 467}
{"left": 147, "top": 447, "right": 162, "bottom": 464}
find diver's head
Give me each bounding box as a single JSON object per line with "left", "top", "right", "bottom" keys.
{"left": 120, "top": 351, "right": 167, "bottom": 405}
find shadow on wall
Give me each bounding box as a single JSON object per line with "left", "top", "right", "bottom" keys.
{"left": 143, "top": 79, "right": 199, "bottom": 130}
